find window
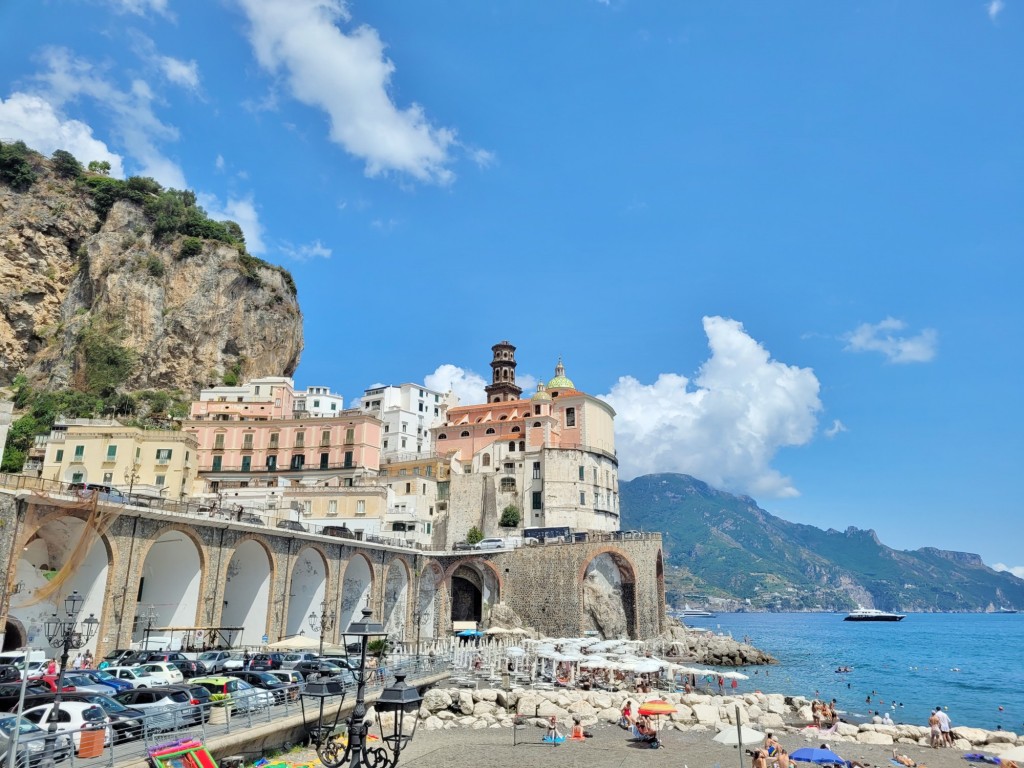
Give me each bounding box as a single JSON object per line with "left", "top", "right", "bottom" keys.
{"left": 106, "top": 445, "right": 117, "bottom": 460}
{"left": 485, "top": 428, "right": 496, "bottom": 435}
{"left": 241, "top": 456, "right": 251, "bottom": 472}
{"left": 383, "top": 440, "right": 389, "bottom": 449}
{"left": 508, "top": 441, "right": 515, "bottom": 451}
{"left": 344, "top": 451, "right": 353, "bottom": 468}
{"left": 331, "top": 403, "right": 337, "bottom": 411}
{"left": 519, "top": 440, "right": 525, "bottom": 452}
{"left": 438, "top": 433, "right": 447, "bottom": 440}
{"left": 401, "top": 438, "right": 407, "bottom": 448}
{"left": 72, "top": 471, "right": 84, "bottom": 483}
{"left": 328, "top": 500, "right": 338, "bottom": 516}
{"left": 156, "top": 448, "right": 172, "bottom": 463}
{"left": 565, "top": 407, "right": 576, "bottom": 427}
{"left": 418, "top": 402, "right": 424, "bottom": 412}
{"left": 242, "top": 434, "right": 254, "bottom": 450}
{"left": 214, "top": 434, "right": 225, "bottom": 450}
{"left": 269, "top": 433, "right": 280, "bottom": 449}
{"left": 295, "top": 432, "right": 306, "bottom": 448}
{"left": 321, "top": 430, "right": 330, "bottom": 447}
{"left": 384, "top": 425, "right": 390, "bottom": 433}
{"left": 534, "top": 405, "right": 541, "bottom": 415}
{"left": 578, "top": 465, "right": 585, "bottom": 481}
{"left": 155, "top": 475, "right": 166, "bottom": 487}
{"left": 102, "top": 472, "right": 113, "bottom": 483}
{"left": 55, "top": 449, "right": 64, "bottom": 462}
{"left": 422, "top": 483, "right": 426, "bottom": 494}
{"left": 405, "top": 482, "right": 411, "bottom": 493}
{"left": 266, "top": 455, "right": 277, "bottom": 471}
{"left": 345, "top": 428, "right": 355, "bottom": 444}
{"left": 593, "top": 467, "right": 598, "bottom": 481}
{"left": 511, "top": 426, "right": 521, "bottom": 433}
{"left": 212, "top": 456, "right": 222, "bottom": 472}
{"left": 460, "top": 431, "right": 470, "bottom": 438}
{"left": 500, "top": 477, "right": 516, "bottom": 492}
{"left": 580, "top": 492, "right": 586, "bottom": 505}
{"left": 482, "top": 454, "right": 491, "bottom": 467}
{"left": 532, "top": 491, "right": 542, "bottom": 510}
{"left": 74, "top": 445, "right": 85, "bottom": 460}
{"left": 291, "top": 454, "right": 305, "bottom": 469}
{"left": 313, "top": 399, "right": 320, "bottom": 408}
{"left": 504, "top": 462, "right": 514, "bottom": 474}
{"left": 426, "top": 522, "right": 432, "bottom": 534}
{"left": 533, "top": 421, "right": 542, "bottom": 428}
{"left": 426, "top": 466, "right": 433, "bottom": 477}
{"left": 533, "top": 461, "right": 541, "bottom": 479}
{"left": 320, "top": 453, "right": 329, "bottom": 469}
{"left": 414, "top": 467, "right": 421, "bottom": 475}
{"left": 356, "top": 500, "right": 366, "bottom": 515}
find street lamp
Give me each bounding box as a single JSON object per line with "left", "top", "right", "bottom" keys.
{"left": 316, "top": 609, "right": 422, "bottom": 768}
{"left": 43, "top": 591, "right": 99, "bottom": 746}
{"left": 308, "top": 600, "right": 336, "bottom": 656}
{"left": 139, "top": 605, "right": 159, "bottom": 650}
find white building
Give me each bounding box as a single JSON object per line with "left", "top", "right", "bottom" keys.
{"left": 293, "top": 385, "right": 345, "bottom": 417}
{"left": 361, "top": 383, "right": 454, "bottom": 461}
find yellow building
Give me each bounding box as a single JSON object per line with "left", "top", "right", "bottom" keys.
{"left": 38, "top": 421, "right": 197, "bottom": 500}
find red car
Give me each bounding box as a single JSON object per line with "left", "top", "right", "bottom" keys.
{"left": 27, "top": 675, "right": 74, "bottom": 693}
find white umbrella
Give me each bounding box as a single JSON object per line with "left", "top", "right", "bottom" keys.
{"left": 999, "top": 747, "right": 1024, "bottom": 761}
{"left": 505, "top": 647, "right": 525, "bottom": 657}
{"left": 713, "top": 724, "right": 766, "bottom": 746}
{"left": 633, "top": 659, "right": 665, "bottom": 674}
{"left": 722, "top": 671, "right": 750, "bottom": 680}
{"left": 485, "top": 627, "right": 509, "bottom": 635}
{"left": 266, "top": 635, "right": 320, "bottom": 651}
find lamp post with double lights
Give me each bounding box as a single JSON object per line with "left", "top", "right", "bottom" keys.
{"left": 315, "top": 609, "right": 422, "bottom": 768}
{"left": 43, "top": 591, "right": 99, "bottom": 745}
{"left": 308, "top": 600, "right": 336, "bottom": 656}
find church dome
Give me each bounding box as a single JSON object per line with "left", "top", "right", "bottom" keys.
{"left": 531, "top": 382, "right": 552, "bottom": 401}
{"left": 547, "top": 357, "right": 575, "bottom": 390}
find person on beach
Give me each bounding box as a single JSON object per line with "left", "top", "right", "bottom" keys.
{"left": 927, "top": 709, "right": 942, "bottom": 748}
{"left": 934, "top": 707, "right": 952, "bottom": 747}
{"left": 763, "top": 732, "right": 781, "bottom": 757}
{"left": 776, "top": 747, "right": 791, "bottom": 768}
{"left": 882, "top": 712, "right": 894, "bottom": 725}
{"left": 811, "top": 700, "right": 822, "bottom": 728}
{"left": 620, "top": 700, "right": 635, "bottom": 728}
{"left": 750, "top": 749, "right": 768, "bottom": 768}
{"left": 546, "top": 715, "right": 563, "bottom": 742}
{"left": 892, "top": 750, "right": 916, "bottom": 767}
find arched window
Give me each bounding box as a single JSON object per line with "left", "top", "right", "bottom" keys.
{"left": 485, "top": 428, "right": 496, "bottom": 435}
{"left": 533, "top": 422, "right": 542, "bottom": 428}
{"left": 500, "top": 477, "right": 516, "bottom": 492}
{"left": 508, "top": 441, "right": 516, "bottom": 451}
{"left": 461, "top": 431, "right": 470, "bottom": 437}
{"left": 438, "top": 433, "right": 447, "bottom": 440}
{"left": 482, "top": 454, "right": 491, "bottom": 467}
{"left": 499, "top": 415, "right": 508, "bottom": 420}
{"left": 519, "top": 441, "right": 525, "bottom": 452}
{"left": 511, "top": 426, "right": 521, "bottom": 433}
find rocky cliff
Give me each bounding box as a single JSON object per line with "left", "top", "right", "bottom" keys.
{"left": 0, "top": 144, "right": 303, "bottom": 394}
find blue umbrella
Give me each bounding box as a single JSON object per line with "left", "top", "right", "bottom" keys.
{"left": 457, "top": 629, "right": 483, "bottom": 637}
{"left": 790, "top": 748, "right": 845, "bottom": 765}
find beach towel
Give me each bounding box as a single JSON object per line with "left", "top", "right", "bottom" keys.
{"left": 543, "top": 735, "right": 566, "bottom": 744}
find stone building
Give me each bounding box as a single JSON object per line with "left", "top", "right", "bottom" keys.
{"left": 432, "top": 343, "right": 620, "bottom": 546}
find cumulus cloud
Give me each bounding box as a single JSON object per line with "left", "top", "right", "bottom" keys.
{"left": 825, "top": 419, "right": 848, "bottom": 438}
{"left": 280, "top": 239, "right": 331, "bottom": 261}
{"left": 158, "top": 56, "right": 200, "bottom": 90}
{"left": 424, "top": 365, "right": 487, "bottom": 406}
{"left": 199, "top": 193, "right": 266, "bottom": 254}
{"left": 993, "top": 563, "right": 1024, "bottom": 579}
{"left": 32, "top": 47, "right": 185, "bottom": 187}
{"left": 843, "top": 317, "right": 938, "bottom": 363}
{"left": 106, "top": 0, "right": 171, "bottom": 17}
{"left": 988, "top": 0, "right": 1005, "bottom": 21}
{"left": 601, "top": 316, "right": 822, "bottom": 498}
{"left": 235, "top": 0, "right": 456, "bottom": 183}
{"left": 0, "top": 92, "right": 125, "bottom": 176}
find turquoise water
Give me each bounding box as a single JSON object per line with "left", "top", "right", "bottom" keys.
{"left": 700, "top": 612, "right": 1023, "bottom": 733}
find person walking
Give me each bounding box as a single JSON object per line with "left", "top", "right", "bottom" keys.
{"left": 935, "top": 707, "right": 953, "bottom": 747}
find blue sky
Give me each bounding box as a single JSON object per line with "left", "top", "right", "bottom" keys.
{"left": 2, "top": 1, "right": 1021, "bottom": 574}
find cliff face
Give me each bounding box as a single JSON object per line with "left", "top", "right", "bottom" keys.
{"left": 0, "top": 159, "right": 302, "bottom": 394}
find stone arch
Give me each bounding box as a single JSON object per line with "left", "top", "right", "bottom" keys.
{"left": 285, "top": 546, "right": 329, "bottom": 640}
{"left": 221, "top": 537, "right": 274, "bottom": 647}
{"left": 382, "top": 557, "right": 411, "bottom": 640}
{"left": 12, "top": 514, "right": 117, "bottom": 657}
{"left": 413, "top": 561, "right": 444, "bottom": 649}
{"left": 445, "top": 558, "right": 502, "bottom": 626}
{"left": 338, "top": 553, "right": 374, "bottom": 632}
{"left": 579, "top": 548, "right": 638, "bottom": 639}
{"left": 135, "top": 527, "right": 205, "bottom": 644}
{"left": 2, "top": 616, "right": 27, "bottom": 652}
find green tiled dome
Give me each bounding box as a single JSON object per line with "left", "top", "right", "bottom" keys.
{"left": 547, "top": 358, "right": 575, "bottom": 390}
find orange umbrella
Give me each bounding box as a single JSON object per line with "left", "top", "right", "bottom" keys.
{"left": 638, "top": 700, "right": 676, "bottom": 716}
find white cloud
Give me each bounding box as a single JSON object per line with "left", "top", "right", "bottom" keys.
{"left": 468, "top": 147, "right": 496, "bottom": 168}
{"left": 106, "top": 0, "right": 171, "bottom": 17}
{"left": 280, "top": 239, "right": 331, "bottom": 261}
{"left": 601, "top": 316, "right": 822, "bottom": 497}
{"left": 993, "top": 563, "right": 1024, "bottom": 579}
{"left": 424, "top": 365, "right": 488, "bottom": 406}
{"left": 199, "top": 193, "right": 266, "bottom": 254}
{"left": 214, "top": 154, "right": 225, "bottom": 171}
{"left": 0, "top": 92, "right": 125, "bottom": 176}
{"left": 158, "top": 56, "right": 200, "bottom": 90}
{"left": 825, "top": 419, "right": 848, "bottom": 438}
{"left": 235, "top": 0, "right": 456, "bottom": 183}
{"left": 988, "top": 0, "right": 1005, "bottom": 21}
{"left": 33, "top": 47, "right": 185, "bottom": 188}
{"left": 843, "top": 317, "right": 938, "bottom": 363}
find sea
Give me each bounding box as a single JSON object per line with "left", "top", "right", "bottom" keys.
{"left": 694, "top": 612, "right": 1023, "bottom": 734}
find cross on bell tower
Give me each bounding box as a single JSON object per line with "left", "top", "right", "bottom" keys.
{"left": 484, "top": 340, "right": 523, "bottom": 403}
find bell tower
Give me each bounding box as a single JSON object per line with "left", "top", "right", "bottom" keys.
{"left": 484, "top": 340, "right": 523, "bottom": 403}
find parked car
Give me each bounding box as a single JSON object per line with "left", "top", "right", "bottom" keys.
{"left": 0, "top": 665, "right": 20, "bottom": 683}
{"left": 138, "top": 652, "right": 188, "bottom": 664}
{"left": 189, "top": 677, "right": 273, "bottom": 713}
{"left": 472, "top": 537, "right": 506, "bottom": 550}
{"left": 452, "top": 541, "right": 474, "bottom": 551}
{"left": 170, "top": 659, "right": 208, "bottom": 679}
{"left": 113, "top": 687, "right": 200, "bottom": 732}
{"left": 196, "top": 651, "right": 232, "bottom": 674}
{"left": 321, "top": 525, "right": 356, "bottom": 539}
{"left": 0, "top": 682, "right": 52, "bottom": 712}
{"left": 248, "top": 653, "right": 283, "bottom": 672}
{"left": 220, "top": 653, "right": 246, "bottom": 672}
{"left": 58, "top": 673, "right": 116, "bottom": 696}
{"left": 139, "top": 663, "right": 184, "bottom": 686}
{"left": 280, "top": 652, "right": 319, "bottom": 670}
{"left": 20, "top": 702, "right": 112, "bottom": 748}
{"left": 276, "top": 519, "right": 306, "bottom": 532}
{"left": 67, "top": 482, "right": 126, "bottom": 505}
{"left": 266, "top": 669, "right": 303, "bottom": 700}
{"left": 174, "top": 683, "right": 214, "bottom": 722}
{"left": 26, "top": 676, "right": 73, "bottom": 694}
{"left": 227, "top": 671, "right": 288, "bottom": 704}
{"left": 80, "top": 669, "right": 134, "bottom": 693}
{"left": 293, "top": 661, "right": 353, "bottom": 686}
{"left": 103, "top": 666, "right": 167, "bottom": 688}
{"left": 238, "top": 513, "right": 265, "bottom": 526}
{"left": 101, "top": 649, "right": 135, "bottom": 667}
{"left": 0, "top": 715, "right": 72, "bottom": 767}
{"left": 18, "top": 692, "right": 145, "bottom": 744}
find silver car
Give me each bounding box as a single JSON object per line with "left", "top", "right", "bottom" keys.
{"left": 62, "top": 673, "right": 117, "bottom": 696}
{"left": 0, "top": 715, "right": 72, "bottom": 767}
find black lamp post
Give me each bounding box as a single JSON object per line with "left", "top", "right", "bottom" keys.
{"left": 139, "top": 604, "right": 159, "bottom": 650}
{"left": 308, "top": 600, "right": 336, "bottom": 656}
{"left": 316, "top": 609, "right": 422, "bottom": 768}
{"left": 43, "top": 591, "right": 99, "bottom": 744}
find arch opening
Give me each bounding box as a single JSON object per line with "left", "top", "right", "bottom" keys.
{"left": 339, "top": 556, "right": 373, "bottom": 632}
{"left": 581, "top": 551, "right": 637, "bottom": 639}
{"left": 450, "top": 562, "right": 499, "bottom": 625}
{"left": 286, "top": 547, "right": 327, "bottom": 639}
{"left": 382, "top": 562, "right": 409, "bottom": 641}
{"left": 221, "top": 540, "right": 272, "bottom": 647}
{"left": 136, "top": 530, "right": 202, "bottom": 647}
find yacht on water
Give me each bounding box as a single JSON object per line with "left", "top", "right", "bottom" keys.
{"left": 995, "top": 607, "right": 1018, "bottom": 614}
{"left": 843, "top": 607, "right": 906, "bottom": 622}
{"left": 672, "top": 604, "right": 717, "bottom": 618}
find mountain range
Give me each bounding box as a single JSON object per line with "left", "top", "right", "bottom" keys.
{"left": 620, "top": 473, "right": 1024, "bottom": 613}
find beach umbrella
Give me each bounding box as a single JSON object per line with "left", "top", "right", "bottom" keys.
{"left": 999, "top": 747, "right": 1024, "bottom": 761}
{"left": 505, "top": 647, "right": 525, "bottom": 657}
{"left": 722, "top": 671, "right": 749, "bottom": 680}
{"left": 790, "top": 747, "right": 845, "bottom": 765}
{"left": 634, "top": 659, "right": 665, "bottom": 674}
{"left": 457, "top": 629, "right": 483, "bottom": 638}
{"left": 638, "top": 700, "right": 677, "bottom": 717}
{"left": 713, "top": 724, "right": 765, "bottom": 746}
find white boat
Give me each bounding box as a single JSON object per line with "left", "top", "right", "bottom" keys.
{"left": 672, "top": 604, "right": 717, "bottom": 618}
{"left": 996, "top": 607, "right": 1018, "bottom": 614}
{"left": 843, "top": 607, "right": 905, "bottom": 622}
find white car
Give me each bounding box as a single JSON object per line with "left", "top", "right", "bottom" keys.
{"left": 139, "top": 662, "right": 184, "bottom": 685}
{"left": 104, "top": 666, "right": 167, "bottom": 688}
{"left": 472, "top": 537, "right": 506, "bottom": 550}
{"left": 20, "top": 701, "right": 113, "bottom": 748}
{"left": 280, "top": 652, "right": 318, "bottom": 670}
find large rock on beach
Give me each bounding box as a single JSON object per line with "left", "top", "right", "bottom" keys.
{"left": 857, "top": 731, "right": 895, "bottom": 746}
{"left": 422, "top": 689, "right": 452, "bottom": 713}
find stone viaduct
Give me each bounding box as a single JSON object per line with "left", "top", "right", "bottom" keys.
{"left": 0, "top": 485, "right": 665, "bottom": 657}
